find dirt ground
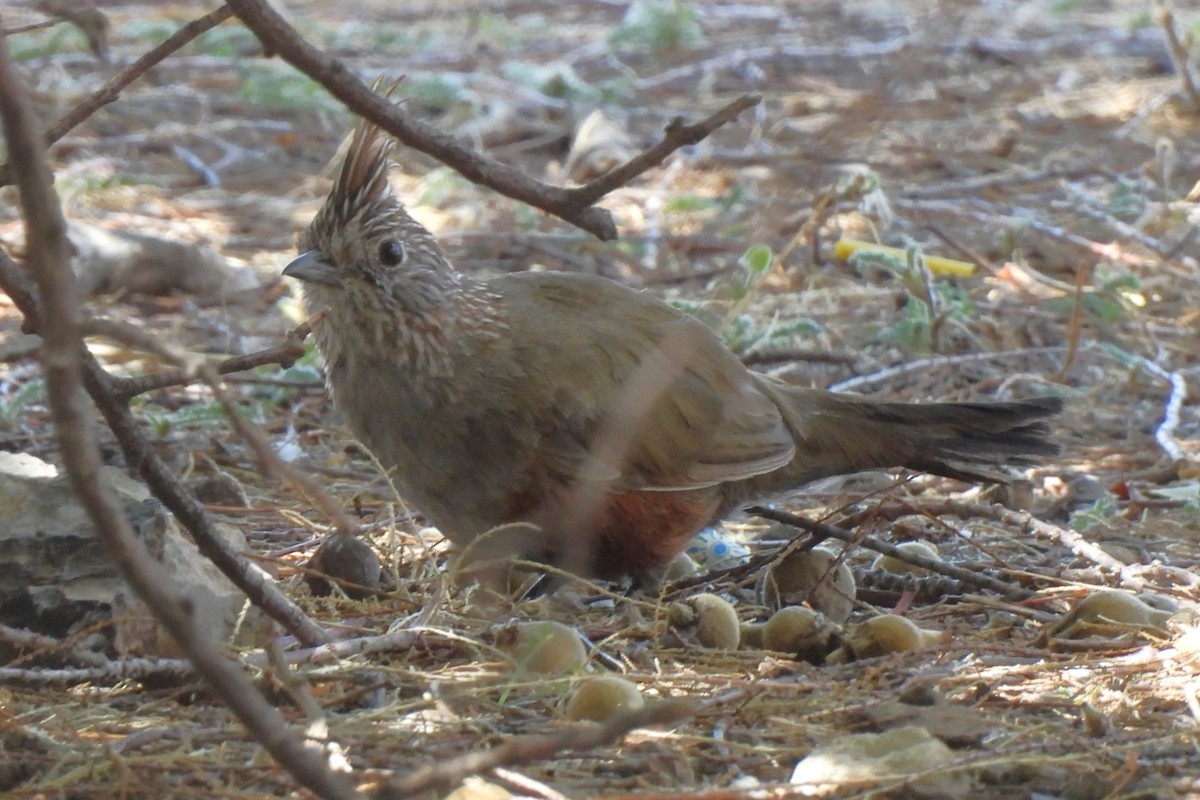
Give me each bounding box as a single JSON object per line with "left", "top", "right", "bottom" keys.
{"left": 1, "top": 1, "right": 1199, "bottom": 798}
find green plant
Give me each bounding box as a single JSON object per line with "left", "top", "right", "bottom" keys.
{"left": 851, "top": 245, "right": 974, "bottom": 353}
{"left": 404, "top": 74, "right": 471, "bottom": 109}
{"left": 8, "top": 23, "right": 89, "bottom": 60}
{"left": 253, "top": 348, "right": 323, "bottom": 405}
{"left": 668, "top": 245, "right": 823, "bottom": 355}
{"left": 142, "top": 400, "right": 230, "bottom": 438}
{"left": 416, "top": 168, "right": 472, "bottom": 211}
{"left": 1045, "top": 267, "right": 1145, "bottom": 324}
{"left": 502, "top": 62, "right": 600, "bottom": 103}
{"left": 722, "top": 313, "right": 823, "bottom": 354}
{"left": 610, "top": 0, "right": 703, "bottom": 53}
{"left": 664, "top": 182, "right": 749, "bottom": 219}
{"left": 56, "top": 172, "right": 159, "bottom": 207}
{"left": 1068, "top": 493, "right": 1119, "bottom": 532}
{"left": 0, "top": 377, "right": 46, "bottom": 430}
{"left": 1105, "top": 178, "right": 1144, "bottom": 219}
{"left": 321, "top": 21, "right": 438, "bottom": 55}
{"left": 237, "top": 64, "right": 347, "bottom": 114}
{"left": 1049, "top": 0, "right": 1084, "bottom": 14}
{"left": 729, "top": 244, "right": 772, "bottom": 301}
{"left": 1125, "top": 10, "right": 1153, "bottom": 29}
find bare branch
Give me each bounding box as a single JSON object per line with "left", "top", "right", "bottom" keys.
{"left": 0, "top": 248, "right": 332, "bottom": 649}
{"left": 567, "top": 94, "right": 761, "bottom": 207}
{"left": 108, "top": 320, "right": 311, "bottom": 400}
{"left": 377, "top": 699, "right": 701, "bottom": 799}
{"left": 1155, "top": 0, "right": 1200, "bottom": 110}
{"left": 0, "top": 19, "right": 59, "bottom": 37}
{"left": 78, "top": 315, "right": 361, "bottom": 535}
{"left": 197, "top": 363, "right": 361, "bottom": 537}
{"left": 225, "top": 0, "right": 758, "bottom": 240}
{"left": 0, "top": 5, "right": 235, "bottom": 188}
{"left": 746, "top": 506, "right": 1037, "bottom": 602}
{"left": 0, "top": 31, "right": 360, "bottom": 800}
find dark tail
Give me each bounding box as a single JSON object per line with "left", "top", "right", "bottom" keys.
{"left": 724, "top": 376, "right": 1062, "bottom": 504}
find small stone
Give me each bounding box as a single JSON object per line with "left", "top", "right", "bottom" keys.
{"left": 189, "top": 469, "right": 249, "bottom": 507}
{"left": 790, "top": 725, "right": 970, "bottom": 796}
{"left": 0, "top": 454, "right": 263, "bottom": 658}
{"left": 305, "top": 533, "right": 381, "bottom": 599}
{"left": 665, "top": 552, "right": 700, "bottom": 582}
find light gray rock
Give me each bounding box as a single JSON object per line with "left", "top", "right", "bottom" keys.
{"left": 0, "top": 453, "right": 257, "bottom": 658}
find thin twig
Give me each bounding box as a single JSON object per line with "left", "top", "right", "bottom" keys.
{"left": 0, "top": 248, "right": 332, "bottom": 649}
{"left": 225, "top": 0, "right": 758, "bottom": 240}
{"left": 902, "top": 162, "right": 1096, "bottom": 200}
{"left": 18, "top": 316, "right": 311, "bottom": 399}
{"left": 251, "top": 627, "right": 425, "bottom": 668}
{"left": 377, "top": 699, "right": 702, "bottom": 799}
{"left": 1056, "top": 262, "right": 1090, "bottom": 380}
{"left": 896, "top": 198, "right": 1183, "bottom": 274}
{"left": 828, "top": 347, "right": 1065, "bottom": 393}
{"left": 196, "top": 363, "right": 360, "bottom": 537}
{"left": 488, "top": 767, "right": 570, "bottom": 800}
{"left": 0, "top": 20, "right": 60, "bottom": 36}
{"left": 0, "top": 623, "right": 111, "bottom": 669}
{"left": 634, "top": 38, "right": 917, "bottom": 91}
{"left": 109, "top": 321, "right": 311, "bottom": 400}
{"left": 1132, "top": 357, "right": 1188, "bottom": 462}
{"left": 841, "top": 498, "right": 1134, "bottom": 579}
{"left": 740, "top": 348, "right": 858, "bottom": 367}
{"left": 746, "top": 506, "right": 1036, "bottom": 602}
{"left": 1055, "top": 183, "right": 1200, "bottom": 273}
{"left": 567, "top": 94, "right": 761, "bottom": 207}
{"left": 0, "top": 658, "right": 196, "bottom": 686}
{"left": 1155, "top": 0, "right": 1200, "bottom": 110}
{"left": 0, "top": 5, "right": 236, "bottom": 188}
{"left": 0, "top": 33, "right": 360, "bottom": 800}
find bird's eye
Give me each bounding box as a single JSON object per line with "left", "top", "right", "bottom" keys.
{"left": 378, "top": 240, "right": 406, "bottom": 267}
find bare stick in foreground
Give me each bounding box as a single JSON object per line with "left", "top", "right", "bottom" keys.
{"left": 227, "top": 0, "right": 759, "bottom": 240}
{"left": 0, "top": 40, "right": 358, "bottom": 798}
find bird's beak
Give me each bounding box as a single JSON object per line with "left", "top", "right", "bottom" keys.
{"left": 283, "top": 250, "right": 342, "bottom": 287}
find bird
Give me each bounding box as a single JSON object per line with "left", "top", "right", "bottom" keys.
{"left": 283, "top": 119, "right": 1062, "bottom": 587}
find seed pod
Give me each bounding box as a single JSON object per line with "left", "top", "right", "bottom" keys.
{"left": 762, "top": 605, "right": 842, "bottom": 662}
{"left": 842, "top": 614, "right": 939, "bottom": 659}
{"left": 670, "top": 593, "right": 740, "bottom": 650}
{"left": 564, "top": 676, "right": 645, "bottom": 722}
{"left": 665, "top": 552, "right": 700, "bottom": 582}
{"left": 761, "top": 547, "right": 856, "bottom": 623}
{"left": 497, "top": 620, "right": 587, "bottom": 674}
{"left": 739, "top": 621, "right": 765, "bottom": 649}
{"left": 1050, "top": 589, "right": 1173, "bottom": 639}
{"left": 872, "top": 541, "right": 941, "bottom": 576}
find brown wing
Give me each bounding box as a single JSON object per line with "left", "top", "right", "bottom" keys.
{"left": 494, "top": 271, "right": 794, "bottom": 492}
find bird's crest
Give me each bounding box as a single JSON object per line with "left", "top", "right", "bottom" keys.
{"left": 315, "top": 77, "right": 405, "bottom": 231}
{"left": 334, "top": 120, "right": 393, "bottom": 216}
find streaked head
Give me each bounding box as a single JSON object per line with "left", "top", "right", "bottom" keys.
{"left": 284, "top": 121, "right": 458, "bottom": 313}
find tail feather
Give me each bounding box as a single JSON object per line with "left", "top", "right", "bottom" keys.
{"left": 725, "top": 379, "right": 1063, "bottom": 503}
{"left": 847, "top": 396, "right": 1061, "bottom": 478}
